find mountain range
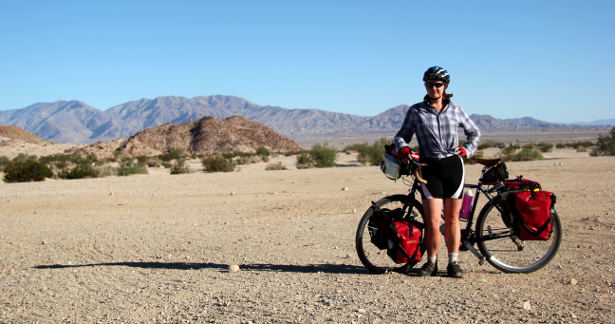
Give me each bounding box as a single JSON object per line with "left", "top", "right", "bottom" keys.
{"left": 0, "top": 95, "right": 609, "bottom": 144}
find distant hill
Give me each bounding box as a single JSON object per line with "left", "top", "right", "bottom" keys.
{"left": 73, "top": 115, "right": 301, "bottom": 158}
{"left": 0, "top": 95, "right": 609, "bottom": 144}
{"left": 0, "top": 124, "right": 47, "bottom": 144}
{"left": 570, "top": 119, "right": 615, "bottom": 126}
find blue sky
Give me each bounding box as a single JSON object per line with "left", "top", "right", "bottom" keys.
{"left": 0, "top": 0, "right": 613, "bottom": 123}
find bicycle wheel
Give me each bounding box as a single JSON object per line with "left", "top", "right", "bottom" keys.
{"left": 355, "top": 195, "right": 424, "bottom": 274}
{"left": 475, "top": 199, "right": 562, "bottom": 273}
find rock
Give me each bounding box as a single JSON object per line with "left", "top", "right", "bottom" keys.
{"left": 522, "top": 301, "right": 532, "bottom": 310}
{"left": 358, "top": 309, "right": 367, "bottom": 314}
{"left": 569, "top": 278, "right": 578, "bottom": 285}
{"left": 230, "top": 192, "right": 235, "bottom": 195}
{"left": 228, "top": 264, "right": 241, "bottom": 273}
{"left": 341, "top": 187, "right": 349, "bottom": 191}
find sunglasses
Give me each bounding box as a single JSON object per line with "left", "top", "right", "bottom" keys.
{"left": 425, "top": 82, "right": 445, "bottom": 88}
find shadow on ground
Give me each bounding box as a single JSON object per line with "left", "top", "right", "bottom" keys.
{"left": 33, "top": 262, "right": 367, "bottom": 274}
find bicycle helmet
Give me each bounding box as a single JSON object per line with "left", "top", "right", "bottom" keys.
{"left": 423, "top": 66, "right": 450, "bottom": 83}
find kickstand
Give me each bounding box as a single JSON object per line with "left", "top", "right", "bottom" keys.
{"left": 463, "top": 241, "right": 485, "bottom": 265}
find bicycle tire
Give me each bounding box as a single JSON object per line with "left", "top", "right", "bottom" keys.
{"left": 355, "top": 195, "right": 424, "bottom": 274}
{"left": 475, "top": 199, "right": 562, "bottom": 273}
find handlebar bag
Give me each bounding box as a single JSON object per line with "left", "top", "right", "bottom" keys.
{"left": 387, "top": 220, "right": 423, "bottom": 264}
{"left": 510, "top": 190, "right": 555, "bottom": 240}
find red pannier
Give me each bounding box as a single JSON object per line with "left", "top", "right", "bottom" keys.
{"left": 511, "top": 191, "right": 555, "bottom": 240}
{"left": 387, "top": 220, "right": 423, "bottom": 263}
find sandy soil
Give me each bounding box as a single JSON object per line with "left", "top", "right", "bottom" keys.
{"left": 1, "top": 152, "right": 614, "bottom": 323}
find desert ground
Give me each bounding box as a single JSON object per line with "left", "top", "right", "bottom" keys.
{"left": 1, "top": 150, "right": 614, "bottom": 323}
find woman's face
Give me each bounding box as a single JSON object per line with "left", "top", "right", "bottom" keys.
{"left": 425, "top": 80, "right": 447, "bottom": 99}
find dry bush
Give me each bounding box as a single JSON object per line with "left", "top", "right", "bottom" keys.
{"left": 265, "top": 161, "right": 287, "bottom": 171}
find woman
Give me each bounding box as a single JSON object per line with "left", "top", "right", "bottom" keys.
{"left": 395, "top": 66, "right": 480, "bottom": 278}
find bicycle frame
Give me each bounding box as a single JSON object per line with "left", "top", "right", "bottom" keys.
{"left": 399, "top": 177, "right": 507, "bottom": 265}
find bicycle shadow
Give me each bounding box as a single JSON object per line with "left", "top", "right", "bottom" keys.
{"left": 33, "top": 261, "right": 367, "bottom": 274}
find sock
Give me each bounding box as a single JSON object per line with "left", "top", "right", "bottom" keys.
{"left": 448, "top": 253, "right": 459, "bottom": 264}
{"left": 429, "top": 256, "right": 437, "bottom": 264}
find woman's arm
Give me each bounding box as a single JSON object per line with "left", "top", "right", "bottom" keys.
{"left": 394, "top": 107, "right": 415, "bottom": 151}
{"left": 458, "top": 108, "right": 481, "bottom": 157}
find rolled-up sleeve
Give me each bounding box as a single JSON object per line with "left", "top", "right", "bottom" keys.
{"left": 394, "top": 108, "right": 415, "bottom": 150}
{"left": 458, "top": 108, "right": 481, "bottom": 157}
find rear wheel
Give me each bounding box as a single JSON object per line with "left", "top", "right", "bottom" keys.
{"left": 355, "top": 195, "right": 424, "bottom": 274}
{"left": 475, "top": 200, "right": 561, "bottom": 273}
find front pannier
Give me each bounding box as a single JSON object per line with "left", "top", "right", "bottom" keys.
{"left": 387, "top": 220, "right": 423, "bottom": 263}
{"left": 510, "top": 191, "right": 556, "bottom": 240}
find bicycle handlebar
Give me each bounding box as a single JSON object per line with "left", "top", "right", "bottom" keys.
{"left": 411, "top": 160, "right": 428, "bottom": 184}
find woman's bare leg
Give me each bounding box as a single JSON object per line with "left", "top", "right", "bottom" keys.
{"left": 444, "top": 198, "right": 462, "bottom": 254}
{"left": 422, "top": 198, "right": 443, "bottom": 257}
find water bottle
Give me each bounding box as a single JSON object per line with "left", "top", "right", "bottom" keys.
{"left": 459, "top": 189, "right": 474, "bottom": 221}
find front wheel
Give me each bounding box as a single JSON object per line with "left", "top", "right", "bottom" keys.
{"left": 475, "top": 200, "right": 562, "bottom": 273}
{"left": 355, "top": 195, "right": 424, "bottom": 274}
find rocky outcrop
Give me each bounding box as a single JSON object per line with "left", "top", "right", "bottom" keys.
{"left": 74, "top": 115, "right": 301, "bottom": 158}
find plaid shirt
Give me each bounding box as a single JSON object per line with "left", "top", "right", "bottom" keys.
{"left": 395, "top": 97, "right": 481, "bottom": 159}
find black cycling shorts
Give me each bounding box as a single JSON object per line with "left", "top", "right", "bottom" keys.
{"left": 419, "top": 155, "right": 464, "bottom": 199}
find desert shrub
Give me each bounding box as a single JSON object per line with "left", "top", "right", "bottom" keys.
{"left": 235, "top": 155, "right": 260, "bottom": 165}
{"left": 555, "top": 143, "right": 566, "bottom": 149}
{"left": 170, "top": 159, "right": 191, "bottom": 174}
{"left": 591, "top": 127, "right": 615, "bottom": 156}
{"left": 202, "top": 155, "right": 236, "bottom": 172}
{"left": 110, "top": 150, "right": 123, "bottom": 162}
{"left": 309, "top": 143, "right": 337, "bottom": 168}
{"left": 59, "top": 162, "right": 99, "bottom": 179}
{"left": 504, "top": 147, "right": 544, "bottom": 161}
{"left": 478, "top": 141, "right": 504, "bottom": 150}
{"left": 3, "top": 156, "right": 53, "bottom": 183}
{"left": 117, "top": 159, "right": 148, "bottom": 176}
{"left": 500, "top": 144, "right": 519, "bottom": 156}
{"left": 265, "top": 161, "right": 287, "bottom": 171}
{"left": 567, "top": 141, "right": 594, "bottom": 149}
{"left": 0, "top": 156, "right": 10, "bottom": 172}
{"left": 159, "top": 148, "right": 186, "bottom": 162}
{"left": 356, "top": 138, "right": 392, "bottom": 166}
{"left": 342, "top": 143, "right": 368, "bottom": 154}
{"left": 147, "top": 158, "right": 162, "bottom": 167}
{"left": 256, "top": 146, "right": 270, "bottom": 158}
{"left": 95, "top": 165, "right": 118, "bottom": 177}
{"left": 536, "top": 143, "right": 553, "bottom": 153}
{"left": 296, "top": 153, "right": 316, "bottom": 169}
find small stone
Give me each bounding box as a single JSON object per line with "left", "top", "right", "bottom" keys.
{"left": 353, "top": 209, "right": 358, "bottom": 213}
{"left": 569, "top": 278, "right": 578, "bottom": 285}
{"left": 522, "top": 301, "right": 532, "bottom": 310}
{"left": 228, "top": 264, "right": 241, "bottom": 273}
{"left": 341, "top": 187, "right": 349, "bottom": 191}
{"left": 358, "top": 309, "right": 367, "bottom": 314}
{"left": 571, "top": 312, "right": 577, "bottom": 319}
{"left": 230, "top": 192, "right": 235, "bottom": 195}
